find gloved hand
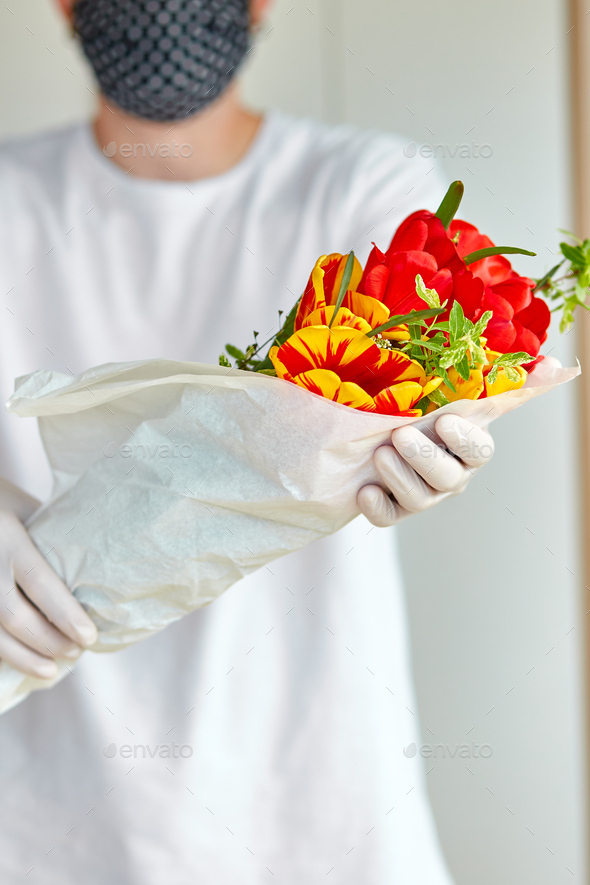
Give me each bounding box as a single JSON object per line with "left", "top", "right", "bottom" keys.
{"left": 358, "top": 415, "right": 494, "bottom": 527}
{"left": 0, "top": 511, "right": 97, "bottom": 678}
{"left": 358, "top": 355, "right": 563, "bottom": 527}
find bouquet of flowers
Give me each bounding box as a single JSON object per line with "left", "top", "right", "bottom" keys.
{"left": 0, "top": 181, "right": 581, "bottom": 713}
{"left": 222, "top": 180, "right": 587, "bottom": 414}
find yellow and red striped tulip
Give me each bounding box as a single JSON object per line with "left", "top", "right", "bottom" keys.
{"left": 295, "top": 254, "right": 363, "bottom": 328}
{"left": 295, "top": 254, "right": 409, "bottom": 341}
{"left": 299, "top": 305, "right": 372, "bottom": 335}
{"left": 269, "top": 323, "right": 432, "bottom": 416}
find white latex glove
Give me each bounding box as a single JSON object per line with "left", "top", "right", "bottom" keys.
{"left": 358, "top": 354, "right": 564, "bottom": 527}
{"left": 0, "top": 511, "right": 97, "bottom": 678}
{"left": 358, "top": 415, "right": 495, "bottom": 527}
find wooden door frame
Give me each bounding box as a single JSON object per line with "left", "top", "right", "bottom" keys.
{"left": 570, "top": 0, "right": 590, "bottom": 875}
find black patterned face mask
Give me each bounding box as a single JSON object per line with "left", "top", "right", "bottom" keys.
{"left": 74, "top": 0, "right": 251, "bottom": 122}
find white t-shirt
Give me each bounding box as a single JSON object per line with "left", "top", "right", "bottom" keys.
{"left": 0, "top": 110, "right": 453, "bottom": 884}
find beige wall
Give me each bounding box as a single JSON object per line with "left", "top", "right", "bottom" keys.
{"left": 0, "top": 1, "right": 585, "bottom": 882}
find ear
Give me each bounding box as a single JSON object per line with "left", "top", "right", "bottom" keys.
{"left": 250, "top": 0, "right": 273, "bottom": 29}
{"left": 55, "top": 0, "right": 76, "bottom": 22}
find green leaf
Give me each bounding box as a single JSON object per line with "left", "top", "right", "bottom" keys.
{"left": 435, "top": 181, "right": 464, "bottom": 230}
{"left": 254, "top": 298, "right": 301, "bottom": 372}
{"left": 366, "top": 308, "right": 442, "bottom": 337}
{"left": 414, "top": 396, "right": 430, "bottom": 415}
{"left": 555, "top": 292, "right": 569, "bottom": 305}
{"left": 415, "top": 274, "right": 441, "bottom": 309}
{"left": 328, "top": 251, "right": 355, "bottom": 329}
{"left": 504, "top": 367, "right": 522, "bottom": 384}
{"left": 575, "top": 281, "right": 589, "bottom": 305}
{"left": 472, "top": 310, "right": 493, "bottom": 338}
{"left": 428, "top": 388, "right": 450, "bottom": 408}
{"left": 486, "top": 365, "right": 499, "bottom": 386}
{"left": 470, "top": 340, "right": 487, "bottom": 368}
{"left": 407, "top": 338, "right": 444, "bottom": 352}
{"left": 558, "top": 228, "right": 582, "bottom": 244}
{"left": 439, "top": 340, "right": 468, "bottom": 369}
{"left": 225, "top": 344, "right": 246, "bottom": 361}
{"left": 455, "top": 354, "right": 471, "bottom": 381}
{"left": 560, "top": 242, "right": 586, "bottom": 267}
{"left": 218, "top": 354, "right": 232, "bottom": 368}
{"left": 492, "top": 351, "right": 534, "bottom": 368}
{"left": 449, "top": 300, "right": 465, "bottom": 341}
{"left": 275, "top": 301, "right": 299, "bottom": 345}
{"left": 560, "top": 300, "right": 576, "bottom": 332}
{"left": 434, "top": 366, "right": 455, "bottom": 392}
{"left": 463, "top": 245, "right": 536, "bottom": 266}
{"left": 533, "top": 260, "right": 564, "bottom": 293}
{"left": 485, "top": 350, "right": 534, "bottom": 386}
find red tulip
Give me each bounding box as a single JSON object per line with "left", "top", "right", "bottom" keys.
{"left": 358, "top": 210, "right": 483, "bottom": 321}
{"left": 449, "top": 219, "right": 550, "bottom": 358}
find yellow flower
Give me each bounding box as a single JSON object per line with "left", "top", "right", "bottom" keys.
{"left": 439, "top": 367, "right": 484, "bottom": 402}
{"left": 294, "top": 254, "right": 408, "bottom": 340}
{"left": 269, "top": 324, "right": 429, "bottom": 415}
{"left": 422, "top": 375, "right": 443, "bottom": 397}
{"left": 295, "top": 254, "right": 364, "bottom": 329}
{"left": 299, "top": 305, "right": 372, "bottom": 335}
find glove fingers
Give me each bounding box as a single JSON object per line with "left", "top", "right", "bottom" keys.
{"left": 0, "top": 583, "right": 81, "bottom": 661}
{"left": 374, "top": 445, "right": 449, "bottom": 512}
{"left": 11, "top": 538, "right": 97, "bottom": 647}
{"left": 0, "top": 624, "right": 58, "bottom": 679}
{"left": 435, "top": 415, "right": 494, "bottom": 470}
{"left": 391, "top": 426, "right": 469, "bottom": 493}
{"left": 357, "top": 484, "right": 399, "bottom": 527}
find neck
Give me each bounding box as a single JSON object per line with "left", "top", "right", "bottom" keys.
{"left": 93, "top": 85, "right": 263, "bottom": 182}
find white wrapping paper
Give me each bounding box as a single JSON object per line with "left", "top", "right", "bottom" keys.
{"left": 0, "top": 357, "right": 580, "bottom": 713}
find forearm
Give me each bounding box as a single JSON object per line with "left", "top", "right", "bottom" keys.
{"left": 0, "top": 475, "right": 40, "bottom": 523}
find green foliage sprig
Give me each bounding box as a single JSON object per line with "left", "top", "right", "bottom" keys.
{"left": 391, "top": 276, "right": 533, "bottom": 411}
{"left": 534, "top": 234, "right": 590, "bottom": 331}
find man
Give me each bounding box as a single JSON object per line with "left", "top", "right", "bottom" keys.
{"left": 0, "top": 1, "right": 494, "bottom": 881}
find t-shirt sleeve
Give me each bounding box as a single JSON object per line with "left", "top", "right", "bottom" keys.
{"left": 342, "top": 132, "right": 449, "bottom": 263}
